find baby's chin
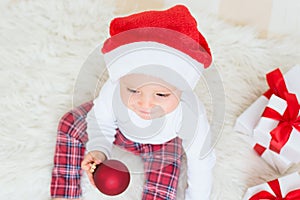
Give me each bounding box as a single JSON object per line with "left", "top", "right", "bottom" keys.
{"left": 136, "top": 111, "right": 166, "bottom": 120}
{"left": 138, "top": 115, "right": 152, "bottom": 120}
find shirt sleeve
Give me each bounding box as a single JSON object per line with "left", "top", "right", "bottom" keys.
{"left": 183, "top": 102, "right": 216, "bottom": 200}
{"left": 85, "top": 80, "right": 118, "bottom": 158}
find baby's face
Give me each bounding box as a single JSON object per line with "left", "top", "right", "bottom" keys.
{"left": 120, "top": 74, "right": 181, "bottom": 120}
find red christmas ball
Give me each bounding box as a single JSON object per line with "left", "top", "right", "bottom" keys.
{"left": 93, "top": 159, "right": 130, "bottom": 196}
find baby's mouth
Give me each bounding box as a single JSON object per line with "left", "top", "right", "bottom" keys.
{"left": 139, "top": 110, "right": 151, "bottom": 115}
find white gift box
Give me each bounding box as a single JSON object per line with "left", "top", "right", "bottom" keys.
{"left": 252, "top": 142, "right": 292, "bottom": 174}
{"left": 240, "top": 135, "right": 292, "bottom": 174}
{"left": 284, "top": 65, "right": 300, "bottom": 100}
{"left": 234, "top": 65, "right": 300, "bottom": 173}
{"left": 235, "top": 65, "right": 300, "bottom": 136}
{"left": 243, "top": 172, "right": 300, "bottom": 200}
{"left": 253, "top": 94, "right": 300, "bottom": 163}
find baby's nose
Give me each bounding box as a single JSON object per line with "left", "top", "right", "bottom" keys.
{"left": 138, "top": 95, "right": 154, "bottom": 109}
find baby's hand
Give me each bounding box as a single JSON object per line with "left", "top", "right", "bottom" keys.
{"left": 81, "top": 150, "right": 107, "bottom": 187}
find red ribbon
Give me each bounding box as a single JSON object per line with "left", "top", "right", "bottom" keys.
{"left": 253, "top": 143, "right": 267, "bottom": 156}
{"left": 262, "top": 93, "right": 300, "bottom": 153}
{"left": 263, "top": 68, "right": 289, "bottom": 99}
{"left": 249, "top": 178, "right": 300, "bottom": 200}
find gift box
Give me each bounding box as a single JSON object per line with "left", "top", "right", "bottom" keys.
{"left": 235, "top": 65, "right": 300, "bottom": 136}
{"left": 234, "top": 65, "right": 300, "bottom": 173}
{"left": 242, "top": 172, "right": 300, "bottom": 200}
{"left": 252, "top": 142, "right": 293, "bottom": 174}
{"left": 253, "top": 94, "right": 300, "bottom": 163}
{"left": 239, "top": 134, "right": 293, "bottom": 174}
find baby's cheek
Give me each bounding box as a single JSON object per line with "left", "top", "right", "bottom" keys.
{"left": 161, "top": 104, "right": 174, "bottom": 115}
{"left": 128, "top": 96, "right": 138, "bottom": 105}
{"left": 167, "top": 97, "right": 180, "bottom": 112}
{"left": 120, "top": 94, "right": 130, "bottom": 107}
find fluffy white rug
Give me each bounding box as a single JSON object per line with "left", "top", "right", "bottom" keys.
{"left": 1, "top": 1, "right": 300, "bottom": 199}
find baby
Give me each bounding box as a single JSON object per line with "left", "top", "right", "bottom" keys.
{"left": 51, "top": 5, "right": 215, "bottom": 200}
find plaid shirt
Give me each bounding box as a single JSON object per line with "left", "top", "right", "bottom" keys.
{"left": 114, "top": 130, "right": 182, "bottom": 200}
{"left": 51, "top": 102, "right": 183, "bottom": 199}
{"left": 51, "top": 101, "right": 93, "bottom": 198}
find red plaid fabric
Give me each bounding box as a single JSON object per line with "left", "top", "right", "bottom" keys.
{"left": 50, "top": 101, "right": 93, "bottom": 198}
{"left": 51, "top": 101, "right": 182, "bottom": 200}
{"left": 114, "top": 129, "right": 183, "bottom": 200}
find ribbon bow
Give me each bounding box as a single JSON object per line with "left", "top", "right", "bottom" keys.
{"left": 263, "top": 68, "right": 289, "bottom": 99}
{"left": 249, "top": 178, "right": 300, "bottom": 200}
{"left": 262, "top": 93, "right": 300, "bottom": 153}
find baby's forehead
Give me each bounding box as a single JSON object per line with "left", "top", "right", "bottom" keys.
{"left": 120, "top": 74, "right": 178, "bottom": 91}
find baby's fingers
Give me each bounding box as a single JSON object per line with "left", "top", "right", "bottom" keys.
{"left": 89, "top": 163, "right": 97, "bottom": 173}
{"left": 81, "top": 153, "right": 94, "bottom": 169}
{"left": 81, "top": 162, "right": 97, "bottom": 187}
{"left": 87, "top": 171, "right": 96, "bottom": 187}
{"left": 81, "top": 161, "right": 91, "bottom": 171}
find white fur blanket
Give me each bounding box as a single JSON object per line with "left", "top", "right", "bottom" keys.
{"left": 1, "top": 1, "right": 300, "bottom": 199}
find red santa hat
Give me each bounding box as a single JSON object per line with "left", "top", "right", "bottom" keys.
{"left": 101, "top": 5, "right": 212, "bottom": 89}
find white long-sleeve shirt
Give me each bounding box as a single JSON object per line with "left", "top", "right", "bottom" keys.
{"left": 86, "top": 79, "right": 216, "bottom": 200}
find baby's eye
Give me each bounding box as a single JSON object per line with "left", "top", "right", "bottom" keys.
{"left": 127, "top": 88, "right": 139, "bottom": 93}
{"left": 156, "top": 93, "right": 170, "bottom": 97}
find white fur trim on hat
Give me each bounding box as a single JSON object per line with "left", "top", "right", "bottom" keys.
{"left": 103, "top": 41, "right": 204, "bottom": 89}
